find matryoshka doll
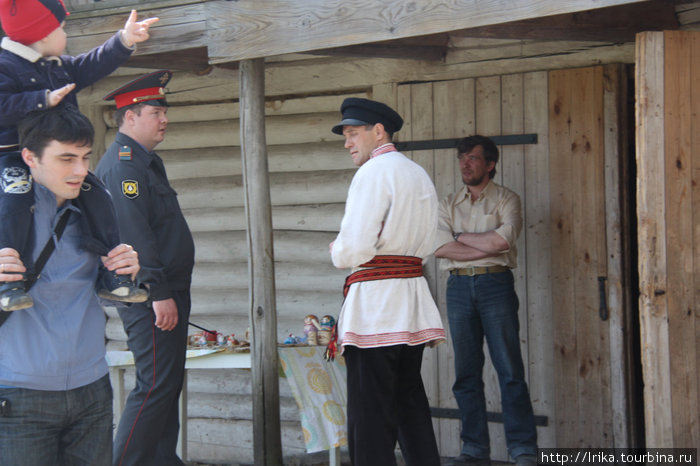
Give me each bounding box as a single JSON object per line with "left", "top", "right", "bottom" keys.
{"left": 317, "top": 315, "right": 336, "bottom": 345}
{"left": 304, "top": 314, "right": 320, "bottom": 345}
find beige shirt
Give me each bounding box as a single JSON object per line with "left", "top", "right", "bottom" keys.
{"left": 435, "top": 180, "right": 522, "bottom": 271}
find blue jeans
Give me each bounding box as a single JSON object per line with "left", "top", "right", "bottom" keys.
{"left": 0, "top": 374, "right": 113, "bottom": 466}
{"left": 446, "top": 270, "right": 537, "bottom": 459}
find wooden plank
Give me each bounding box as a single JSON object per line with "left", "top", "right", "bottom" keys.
{"left": 206, "top": 0, "right": 647, "bottom": 62}
{"left": 405, "top": 81, "right": 443, "bottom": 434}
{"left": 191, "top": 262, "right": 344, "bottom": 294}
{"left": 635, "top": 31, "right": 674, "bottom": 447}
{"left": 450, "top": 0, "right": 678, "bottom": 43}
{"left": 691, "top": 30, "right": 700, "bottom": 455}
{"left": 569, "top": 67, "right": 599, "bottom": 447}
{"left": 194, "top": 230, "right": 339, "bottom": 264}
{"left": 103, "top": 93, "right": 367, "bottom": 127}
{"left": 173, "top": 170, "right": 354, "bottom": 210}
{"left": 65, "top": 2, "right": 207, "bottom": 36}
{"left": 105, "top": 112, "right": 341, "bottom": 151}
{"left": 474, "top": 75, "right": 508, "bottom": 461}
{"left": 500, "top": 74, "right": 529, "bottom": 383}
{"left": 602, "top": 64, "right": 632, "bottom": 447}
{"left": 522, "top": 71, "right": 555, "bottom": 448}
{"left": 570, "top": 66, "right": 611, "bottom": 448}
{"left": 183, "top": 204, "right": 346, "bottom": 233}
{"left": 67, "top": 21, "right": 209, "bottom": 57}
{"left": 432, "top": 78, "right": 475, "bottom": 457}
{"left": 160, "top": 143, "right": 353, "bottom": 181}
{"left": 239, "top": 58, "right": 282, "bottom": 465}
{"left": 549, "top": 68, "right": 578, "bottom": 447}
{"left": 663, "top": 31, "right": 698, "bottom": 449}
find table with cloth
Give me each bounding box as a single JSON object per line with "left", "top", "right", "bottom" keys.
{"left": 107, "top": 345, "right": 348, "bottom": 464}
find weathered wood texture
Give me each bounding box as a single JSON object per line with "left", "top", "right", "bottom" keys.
{"left": 636, "top": 30, "right": 700, "bottom": 450}
{"left": 602, "top": 64, "right": 636, "bottom": 447}
{"left": 204, "top": 0, "right": 645, "bottom": 62}
{"left": 240, "top": 58, "right": 283, "bottom": 465}
{"left": 549, "top": 66, "right": 620, "bottom": 448}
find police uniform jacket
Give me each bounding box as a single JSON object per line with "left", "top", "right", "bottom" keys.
{"left": 0, "top": 32, "right": 133, "bottom": 149}
{"left": 96, "top": 132, "right": 195, "bottom": 302}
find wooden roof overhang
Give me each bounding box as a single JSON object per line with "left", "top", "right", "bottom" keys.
{"left": 64, "top": 0, "right": 680, "bottom": 72}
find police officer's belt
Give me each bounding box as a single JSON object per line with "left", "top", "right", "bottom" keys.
{"left": 450, "top": 265, "right": 510, "bottom": 276}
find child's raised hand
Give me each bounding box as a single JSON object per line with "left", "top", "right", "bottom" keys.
{"left": 48, "top": 83, "right": 76, "bottom": 107}
{"left": 122, "top": 10, "right": 159, "bottom": 47}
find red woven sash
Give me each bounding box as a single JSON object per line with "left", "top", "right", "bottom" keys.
{"left": 342, "top": 255, "right": 423, "bottom": 298}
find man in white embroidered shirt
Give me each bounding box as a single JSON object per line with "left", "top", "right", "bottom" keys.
{"left": 328, "top": 97, "right": 446, "bottom": 466}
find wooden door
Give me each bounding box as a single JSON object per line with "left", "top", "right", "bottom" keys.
{"left": 549, "top": 65, "right": 632, "bottom": 448}
{"left": 395, "top": 64, "right": 631, "bottom": 459}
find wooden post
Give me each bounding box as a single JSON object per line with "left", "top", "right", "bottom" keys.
{"left": 239, "top": 58, "right": 283, "bottom": 465}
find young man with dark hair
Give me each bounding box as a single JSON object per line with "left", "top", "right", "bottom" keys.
{"left": 0, "top": 104, "right": 142, "bottom": 466}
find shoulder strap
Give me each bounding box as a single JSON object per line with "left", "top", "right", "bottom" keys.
{"left": 0, "top": 209, "right": 72, "bottom": 328}
{"left": 25, "top": 209, "right": 72, "bottom": 291}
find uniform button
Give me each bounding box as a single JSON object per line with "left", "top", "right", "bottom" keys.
{"left": 38, "top": 103, "right": 43, "bottom": 108}
{"left": 30, "top": 78, "right": 36, "bottom": 83}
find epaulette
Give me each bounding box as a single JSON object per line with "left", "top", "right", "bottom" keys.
{"left": 118, "top": 145, "right": 132, "bottom": 161}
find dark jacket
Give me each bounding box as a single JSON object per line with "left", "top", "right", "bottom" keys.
{"left": 96, "top": 133, "right": 195, "bottom": 302}
{"left": 0, "top": 33, "right": 133, "bottom": 149}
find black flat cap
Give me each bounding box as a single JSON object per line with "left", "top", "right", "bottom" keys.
{"left": 331, "top": 97, "right": 403, "bottom": 135}
{"left": 103, "top": 70, "right": 172, "bottom": 110}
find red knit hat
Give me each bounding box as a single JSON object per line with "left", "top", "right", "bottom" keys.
{"left": 0, "top": 0, "right": 69, "bottom": 46}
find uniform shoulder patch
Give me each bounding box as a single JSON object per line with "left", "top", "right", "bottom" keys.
{"left": 122, "top": 180, "right": 139, "bottom": 199}
{"left": 118, "top": 146, "right": 132, "bottom": 161}
{"left": 1, "top": 166, "right": 32, "bottom": 194}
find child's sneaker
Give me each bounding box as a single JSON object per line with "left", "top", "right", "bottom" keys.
{"left": 96, "top": 269, "right": 148, "bottom": 303}
{"left": 0, "top": 281, "right": 33, "bottom": 311}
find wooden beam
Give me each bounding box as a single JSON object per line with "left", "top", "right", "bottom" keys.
{"left": 206, "top": 0, "right": 649, "bottom": 62}
{"left": 635, "top": 30, "right": 674, "bottom": 447}
{"left": 123, "top": 47, "right": 211, "bottom": 72}
{"left": 307, "top": 43, "right": 446, "bottom": 61}
{"left": 239, "top": 58, "right": 283, "bottom": 464}
{"left": 451, "top": 0, "right": 678, "bottom": 43}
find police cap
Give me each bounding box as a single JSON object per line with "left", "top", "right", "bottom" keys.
{"left": 331, "top": 97, "right": 403, "bottom": 135}
{"left": 103, "top": 70, "right": 172, "bottom": 110}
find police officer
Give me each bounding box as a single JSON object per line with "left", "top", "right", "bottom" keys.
{"left": 95, "top": 70, "right": 195, "bottom": 466}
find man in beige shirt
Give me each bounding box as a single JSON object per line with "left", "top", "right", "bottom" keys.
{"left": 434, "top": 135, "right": 537, "bottom": 466}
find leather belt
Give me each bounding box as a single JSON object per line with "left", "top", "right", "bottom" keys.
{"left": 450, "top": 265, "right": 509, "bottom": 276}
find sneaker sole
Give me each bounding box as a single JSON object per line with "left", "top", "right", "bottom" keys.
{"left": 0, "top": 295, "right": 34, "bottom": 311}
{"left": 97, "top": 289, "right": 149, "bottom": 303}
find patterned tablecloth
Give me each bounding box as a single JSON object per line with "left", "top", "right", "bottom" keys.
{"left": 277, "top": 346, "right": 348, "bottom": 453}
